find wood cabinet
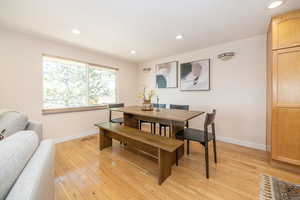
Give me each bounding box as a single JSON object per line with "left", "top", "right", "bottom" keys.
{"left": 267, "top": 9, "right": 300, "bottom": 166}
{"left": 272, "top": 108, "right": 300, "bottom": 165}
{"left": 272, "top": 10, "right": 300, "bottom": 50}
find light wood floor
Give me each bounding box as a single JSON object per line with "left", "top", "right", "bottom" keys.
{"left": 55, "top": 129, "right": 300, "bottom": 200}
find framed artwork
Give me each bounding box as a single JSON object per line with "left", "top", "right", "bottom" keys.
{"left": 156, "top": 61, "right": 178, "bottom": 88}
{"left": 180, "top": 59, "right": 210, "bottom": 91}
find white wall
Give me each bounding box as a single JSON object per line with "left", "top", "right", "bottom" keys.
{"left": 0, "top": 28, "right": 267, "bottom": 149}
{"left": 138, "top": 35, "right": 267, "bottom": 150}
{"left": 0, "top": 28, "right": 138, "bottom": 140}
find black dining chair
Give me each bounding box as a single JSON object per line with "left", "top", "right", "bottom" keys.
{"left": 170, "top": 104, "right": 189, "bottom": 110}
{"left": 176, "top": 109, "right": 217, "bottom": 179}
{"left": 108, "top": 103, "right": 124, "bottom": 125}
{"left": 159, "top": 104, "right": 190, "bottom": 137}
{"left": 170, "top": 104, "right": 190, "bottom": 128}
{"left": 139, "top": 103, "right": 166, "bottom": 134}
{"left": 153, "top": 103, "right": 167, "bottom": 109}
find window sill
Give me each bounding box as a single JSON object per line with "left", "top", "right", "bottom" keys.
{"left": 42, "top": 105, "right": 108, "bottom": 115}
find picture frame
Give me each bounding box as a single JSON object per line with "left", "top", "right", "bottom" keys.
{"left": 156, "top": 61, "right": 178, "bottom": 88}
{"left": 180, "top": 59, "right": 210, "bottom": 91}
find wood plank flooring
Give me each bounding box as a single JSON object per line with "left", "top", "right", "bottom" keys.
{"left": 55, "top": 127, "right": 300, "bottom": 200}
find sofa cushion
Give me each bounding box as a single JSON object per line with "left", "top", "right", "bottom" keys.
{"left": 0, "top": 131, "right": 39, "bottom": 200}
{"left": 5, "top": 139, "right": 54, "bottom": 200}
{"left": 0, "top": 112, "right": 28, "bottom": 138}
{"left": 25, "top": 121, "right": 43, "bottom": 142}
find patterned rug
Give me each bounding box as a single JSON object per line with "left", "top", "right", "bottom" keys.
{"left": 260, "top": 174, "right": 300, "bottom": 200}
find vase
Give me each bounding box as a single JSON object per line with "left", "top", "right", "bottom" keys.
{"left": 142, "top": 100, "right": 153, "bottom": 111}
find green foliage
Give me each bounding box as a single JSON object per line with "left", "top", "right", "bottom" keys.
{"left": 88, "top": 67, "right": 116, "bottom": 105}
{"left": 43, "top": 58, "right": 116, "bottom": 109}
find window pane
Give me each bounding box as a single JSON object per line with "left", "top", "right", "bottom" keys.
{"left": 43, "top": 57, "right": 88, "bottom": 109}
{"left": 88, "top": 66, "right": 116, "bottom": 105}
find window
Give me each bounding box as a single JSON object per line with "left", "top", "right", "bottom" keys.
{"left": 43, "top": 56, "right": 117, "bottom": 113}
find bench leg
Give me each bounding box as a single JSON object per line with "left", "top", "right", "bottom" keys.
{"left": 158, "top": 148, "right": 173, "bottom": 185}
{"left": 99, "top": 129, "right": 112, "bottom": 151}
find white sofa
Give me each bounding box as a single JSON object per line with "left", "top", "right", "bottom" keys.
{"left": 0, "top": 112, "right": 55, "bottom": 200}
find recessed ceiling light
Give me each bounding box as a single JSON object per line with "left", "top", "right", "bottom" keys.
{"left": 268, "top": 0, "right": 284, "bottom": 9}
{"left": 176, "top": 35, "right": 183, "bottom": 40}
{"left": 130, "top": 50, "right": 136, "bottom": 54}
{"left": 72, "top": 29, "right": 80, "bottom": 35}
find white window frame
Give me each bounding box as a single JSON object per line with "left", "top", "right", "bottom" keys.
{"left": 42, "top": 54, "right": 119, "bottom": 114}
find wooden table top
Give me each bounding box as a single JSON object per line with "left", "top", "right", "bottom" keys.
{"left": 112, "top": 106, "right": 204, "bottom": 122}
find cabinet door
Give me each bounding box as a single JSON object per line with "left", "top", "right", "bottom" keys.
{"left": 272, "top": 9, "right": 300, "bottom": 50}
{"left": 272, "top": 108, "right": 300, "bottom": 165}
{"left": 272, "top": 47, "right": 300, "bottom": 165}
{"left": 273, "top": 47, "right": 300, "bottom": 106}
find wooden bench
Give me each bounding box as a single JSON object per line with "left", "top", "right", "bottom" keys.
{"left": 95, "top": 122, "right": 184, "bottom": 185}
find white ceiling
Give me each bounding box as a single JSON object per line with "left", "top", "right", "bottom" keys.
{"left": 0, "top": 0, "right": 300, "bottom": 63}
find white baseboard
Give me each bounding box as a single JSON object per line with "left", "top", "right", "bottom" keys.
{"left": 54, "top": 129, "right": 266, "bottom": 151}
{"left": 54, "top": 130, "right": 98, "bottom": 144}
{"left": 217, "top": 136, "right": 266, "bottom": 151}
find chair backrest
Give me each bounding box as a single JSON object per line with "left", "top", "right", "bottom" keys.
{"left": 170, "top": 104, "right": 189, "bottom": 110}
{"left": 153, "top": 103, "right": 166, "bottom": 108}
{"left": 204, "top": 109, "right": 216, "bottom": 131}
{"left": 108, "top": 103, "right": 124, "bottom": 122}
{"left": 108, "top": 103, "right": 124, "bottom": 109}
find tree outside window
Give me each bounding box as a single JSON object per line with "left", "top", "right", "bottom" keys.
{"left": 43, "top": 56, "right": 117, "bottom": 109}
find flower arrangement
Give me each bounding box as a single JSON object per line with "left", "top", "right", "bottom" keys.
{"left": 138, "top": 87, "right": 155, "bottom": 103}
{"left": 138, "top": 87, "right": 155, "bottom": 111}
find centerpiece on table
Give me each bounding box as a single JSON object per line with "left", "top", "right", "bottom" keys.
{"left": 138, "top": 87, "right": 155, "bottom": 111}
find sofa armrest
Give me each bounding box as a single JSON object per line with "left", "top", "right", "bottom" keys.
{"left": 26, "top": 120, "right": 43, "bottom": 141}
{"left": 5, "top": 139, "right": 55, "bottom": 200}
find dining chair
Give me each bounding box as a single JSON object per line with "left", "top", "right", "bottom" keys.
{"left": 176, "top": 109, "right": 217, "bottom": 179}
{"left": 108, "top": 103, "right": 125, "bottom": 145}
{"left": 108, "top": 103, "right": 124, "bottom": 125}
{"left": 159, "top": 104, "right": 190, "bottom": 137}
{"left": 170, "top": 104, "right": 189, "bottom": 110}
{"left": 139, "top": 103, "right": 166, "bottom": 134}
{"left": 153, "top": 103, "right": 167, "bottom": 109}
{"left": 170, "top": 104, "right": 190, "bottom": 128}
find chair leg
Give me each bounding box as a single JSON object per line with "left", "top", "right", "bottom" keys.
{"left": 139, "top": 121, "right": 142, "bottom": 130}
{"left": 159, "top": 125, "right": 162, "bottom": 135}
{"left": 204, "top": 142, "right": 209, "bottom": 179}
{"left": 153, "top": 123, "right": 156, "bottom": 134}
{"left": 164, "top": 126, "right": 166, "bottom": 136}
{"left": 175, "top": 149, "right": 178, "bottom": 166}
{"left": 213, "top": 138, "right": 217, "bottom": 163}
{"left": 187, "top": 140, "right": 190, "bottom": 155}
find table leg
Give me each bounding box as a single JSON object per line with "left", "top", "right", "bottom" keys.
{"left": 123, "top": 113, "right": 139, "bottom": 128}
{"left": 170, "top": 121, "right": 185, "bottom": 159}
{"left": 170, "top": 121, "right": 185, "bottom": 138}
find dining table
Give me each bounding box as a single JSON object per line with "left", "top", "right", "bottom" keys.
{"left": 112, "top": 105, "right": 205, "bottom": 159}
